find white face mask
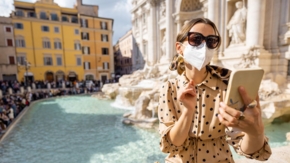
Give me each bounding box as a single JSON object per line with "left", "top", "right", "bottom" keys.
{"left": 181, "top": 42, "right": 214, "bottom": 71}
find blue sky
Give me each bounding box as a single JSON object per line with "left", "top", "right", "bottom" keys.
{"left": 0, "top": 0, "right": 132, "bottom": 44}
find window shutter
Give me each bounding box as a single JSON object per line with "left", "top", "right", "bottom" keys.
{"left": 88, "top": 47, "right": 90, "bottom": 54}
{"left": 88, "top": 62, "right": 91, "bottom": 69}
{"left": 108, "top": 63, "right": 110, "bottom": 69}
{"left": 87, "top": 33, "right": 89, "bottom": 40}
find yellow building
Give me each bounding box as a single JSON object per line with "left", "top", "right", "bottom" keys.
{"left": 77, "top": 0, "right": 115, "bottom": 84}
{"left": 12, "top": 0, "right": 84, "bottom": 82}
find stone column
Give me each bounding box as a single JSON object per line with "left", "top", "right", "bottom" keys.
{"left": 147, "top": 1, "right": 157, "bottom": 66}
{"left": 246, "top": 0, "right": 271, "bottom": 74}
{"left": 207, "top": 0, "right": 218, "bottom": 25}
{"left": 165, "top": 0, "right": 174, "bottom": 63}
{"left": 137, "top": 8, "right": 143, "bottom": 71}
{"left": 246, "top": 0, "right": 266, "bottom": 47}
{"left": 207, "top": 0, "right": 220, "bottom": 64}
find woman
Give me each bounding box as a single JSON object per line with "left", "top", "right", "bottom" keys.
{"left": 158, "top": 18, "right": 271, "bottom": 163}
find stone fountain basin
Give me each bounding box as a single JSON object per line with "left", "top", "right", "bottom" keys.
{"left": 261, "top": 94, "right": 290, "bottom": 123}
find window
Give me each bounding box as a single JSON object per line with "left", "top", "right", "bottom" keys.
{"left": 28, "top": 12, "right": 36, "bottom": 18}
{"left": 54, "top": 40, "right": 62, "bottom": 49}
{"left": 101, "top": 34, "right": 109, "bottom": 42}
{"left": 62, "top": 16, "right": 69, "bottom": 22}
{"left": 74, "top": 41, "right": 81, "bottom": 50}
{"left": 101, "top": 21, "right": 108, "bottom": 30}
{"left": 71, "top": 16, "right": 78, "bottom": 23}
{"left": 83, "top": 62, "right": 91, "bottom": 70}
{"left": 81, "top": 19, "right": 88, "bottom": 28}
{"left": 102, "top": 48, "right": 109, "bottom": 55}
{"left": 42, "top": 26, "right": 49, "bottom": 32}
{"left": 7, "top": 39, "right": 13, "bottom": 46}
{"left": 76, "top": 57, "right": 82, "bottom": 66}
{"left": 56, "top": 56, "right": 62, "bottom": 66}
{"left": 15, "top": 10, "right": 24, "bottom": 16}
{"left": 103, "top": 62, "right": 109, "bottom": 70}
{"left": 40, "top": 12, "right": 47, "bottom": 20}
{"left": 82, "top": 46, "right": 90, "bottom": 55}
{"left": 17, "top": 56, "right": 26, "bottom": 65}
{"left": 75, "top": 29, "right": 79, "bottom": 35}
{"left": 9, "top": 56, "right": 15, "bottom": 64}
{"left": 5, "top": 27, "right": 11, "bottom": 32}
{"left": 81, "top": 32, "right": 89, "bottom": 40}
{"left": 43, "top": 38, "right": 51, "bottom": 49}
{"left": 51, "top": 13, "right": 58, "bottom": 21}
{"left": 14, "top": 23, "right": 23, "bottom": 29}
{"left": 43, "top": 56, "right": 53, "bottom": 65}
{"left": 16, "top": 38, "right": 25, "bottom": 47}
{"left": 54, "top": 27, "right": 59, "bottom": 33}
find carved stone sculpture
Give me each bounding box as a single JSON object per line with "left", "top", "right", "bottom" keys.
{"left": 235, "top": 46, "right": 259, "bottom": 68}
{"left": 227, "top": 1, "right": 247, "bottom": 45}
{"left": 160, "top": 1, "right": 166, "bottom": 17}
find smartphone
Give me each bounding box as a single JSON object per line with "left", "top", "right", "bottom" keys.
{"left": 224, "top": 68, "right": 264, "bottom": 111}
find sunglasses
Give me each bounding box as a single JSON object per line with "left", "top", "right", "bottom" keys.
{"left": 187, "top": 32, "right": 220, "bottom": 49}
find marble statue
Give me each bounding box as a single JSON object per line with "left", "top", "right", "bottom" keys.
{"left": 160, "top": 1, "right": 166, "bottom": 17}
{"left": 159, "top": 31, "right": 167, "bottom": 63}
{"left": 227, "top": 1, "right": 247, "bottom": 45}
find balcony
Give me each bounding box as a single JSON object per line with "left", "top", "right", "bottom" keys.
{"left": 51, "top": 14, "right": 59, "bottom": 21}
{"left": 14, "top": 10, "right": 24, "bottom": 17}
{"left": 27, "top": 12, "right": 36, "bottom": 18}
{"left": 71, "top": 17, "right": 78, "bottom": 24}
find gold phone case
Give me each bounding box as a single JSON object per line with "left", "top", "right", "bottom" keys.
{"left": 224, "top": 68, "right": 264, "bottom": 111}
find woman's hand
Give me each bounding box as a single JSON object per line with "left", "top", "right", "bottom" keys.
{"left": 218, "top": 86, "right": 264, "bottom": 136}
{"left": 177, "top": 80, "right": 197, "bottom": 112}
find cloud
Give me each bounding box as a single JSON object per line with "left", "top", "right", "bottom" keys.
{"left": 0, "top": 0, "right": 14, "bottom": 16}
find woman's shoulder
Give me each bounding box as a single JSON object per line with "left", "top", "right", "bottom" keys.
{"left": 207, "top": 65, "right": 232, "bottom": 85}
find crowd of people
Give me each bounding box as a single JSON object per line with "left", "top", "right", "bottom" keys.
{"left": 0, "top": 79, "right": 112, "bottom": 95}
{"left": 0, "top": 79, "right": 110, "bottom": 135}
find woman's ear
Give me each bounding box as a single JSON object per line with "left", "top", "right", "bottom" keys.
{"left": 175, "top": 42, "right": 183, "bottom": 55}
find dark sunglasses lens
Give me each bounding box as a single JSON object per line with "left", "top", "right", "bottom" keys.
{"left": 206, "top": 37, "right": 219, "bottom": 49}
{"left": 188, "top": 33, "right": 203, "bottom": 46}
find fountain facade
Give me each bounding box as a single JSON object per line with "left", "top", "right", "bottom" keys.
{"left": 102, "top": 0, "right": 290, "bottom": 127}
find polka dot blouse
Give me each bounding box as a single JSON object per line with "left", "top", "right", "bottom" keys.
{"left": 158, "top": 71, "right": 271, "bottom": 163}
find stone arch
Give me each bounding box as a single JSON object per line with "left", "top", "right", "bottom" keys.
{"left": 45, "top": 71, "right": 54, "bottom": 82}
{"left": 180, "top": 0, "right": 203, "bottom": 12}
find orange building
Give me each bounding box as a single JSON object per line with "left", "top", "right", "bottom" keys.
{"left": 77, "top": 0, "right": 115, "bottom": 84}
{"left": 10, "top": 0, "right": 115, "bottom": 84}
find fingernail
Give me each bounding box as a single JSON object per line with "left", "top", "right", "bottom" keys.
{"left": 219, "top": 102, "right": 225, "bottom": 107}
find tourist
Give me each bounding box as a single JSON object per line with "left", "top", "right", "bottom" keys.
{"left": 7, "top": 104, "right": 14, "bottom": 121}
{"left": 157, "top": 18, "right": 271, "bottom": 162}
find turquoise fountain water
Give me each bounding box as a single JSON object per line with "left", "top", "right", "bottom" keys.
{"left": 0, "top": 96, "right": 289, "bottom": 163}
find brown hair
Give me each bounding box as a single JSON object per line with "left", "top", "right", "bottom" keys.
{"left": 176, "top": 18, "right": 221, "bottom": 48}
{"left": 169, "top": 18, "right": 221, "bottom": 74}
